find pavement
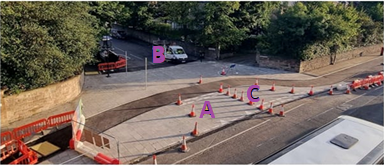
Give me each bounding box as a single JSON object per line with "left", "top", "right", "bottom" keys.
{"left": 2, "top": 51, "right": 382, "bottom": 164}
{"left": 39, "top": 149, "right": 97, "bottom": 165}
{"left": 137, "top": 85, "right": 383, "bottom": 164}
{"left": 102, "top": 84, "right": 344, "bottom": 164}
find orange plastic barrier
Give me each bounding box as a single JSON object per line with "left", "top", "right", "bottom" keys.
{"left": 1, "top": 140, "right": 18, "bottom": 161}
{"left": 12, "top": 119, "right": 48, "bottom": 140}
{"left": 1, "top": 131, "right": 13, "bottom": 145}
{"left": 9, "top": 140, "right": 38, "bottom": 165}
{"left": 94, "top": 153, "right": 120, "bottom": 164}
{"left": 47, "top": 110, "right": 75, "bottom": 127}
{"left": 115, "top": 59, "right": 126, "bottom": 69}
{"left": 350, "top": 79, "right": 362, "bottom": 90}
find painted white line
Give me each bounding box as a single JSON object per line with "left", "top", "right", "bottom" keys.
{"left": 114, "top": 47, "right": 125, "bottom": 53}
{"left": 129, "top": 53, "right": 144, "bottom": 60}
{"left": 284, "top": 103, "right": 306, "bottom": 114}
{"left": 60, "top": 153, "right": 86, "bottom": 164}
{"left": 318, "top": 56, "right": 382, "bottom": 78}
{"left": 172, "top": 119, "right": 271, "bottom": 164}
{"left": 342, "top": 86, "right": 382, "bottom": 105}
{"left": 348, "top": 93, "right": 383, "bottom": 115}
{"left": 313, "top": 107, "right": 335, "bottom": 118}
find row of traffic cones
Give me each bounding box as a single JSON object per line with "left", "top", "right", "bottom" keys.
{"left": 182, "top": 83, "right": 353, "bottom": 106}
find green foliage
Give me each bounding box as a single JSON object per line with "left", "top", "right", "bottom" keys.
{"left": 1, "top": 2, "right": 99, "bottom": 95}
{"left": 89, "top": 2, "right": 130, "bottom": 37}
{"left": 197, "top": 2, "right": 248, "bottom": 49}
{"left": 231, "top": 2, "right": 281, "bottom": 35}
{"left": 356, "top": 2, "right": 383, "bottom": 22}
{"left": 259, "top": 2, "right": 363, "bottom": 60}
{"left": 123, "top": 2, "right": 157, "bottom": 31}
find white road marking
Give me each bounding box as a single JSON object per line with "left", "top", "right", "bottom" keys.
{"left": 129, "top": 53, "right": 144, "bottom": 60}
{"left": 284, "top": 103, "right": 306, "bottom": 114}
{"left": 342, "top": 86, "right": 382, "bottom": 105}
{"left": 348, "top": 93, "right": 383, "bottom": 115}
{"left": 172, "top": 119, "right": 270, "bottom": 164}
{"left": 60, "top": 153, "right": 86, "bottom": 164}
{"left": 313, "top": 107, "right": 335, "bottom": 118}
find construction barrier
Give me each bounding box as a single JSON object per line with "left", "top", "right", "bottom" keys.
{"left": 9, "top": 140, "right": 38, "bottom": 164}
{"left": 350, "top": 79, "right": 362, "bottom": 90}
{"left": 12, "top": 119, "right": 48, "bottom": 140}
{"left": 98, "top": 56, "right": 126, "bottom": 71}
{"left": 71, "top": 119, "right": 120, "bottom": 165}
{"left": 1, "top": 139, "right": 18, "bottom": 161}
{"left": 1, "top": 131, "right": 13, "bottom": 146}
{"left": 47, "top": 110, "right": 75, "bottom": 128}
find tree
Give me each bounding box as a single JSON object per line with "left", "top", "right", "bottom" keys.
{"left": 88, "top": 2, "right": 130, "bottom": 36}
{"left": 161, "top": 2, "right": 200, "bottom": 40}
{"left": 231, "top": 2, "right": 281, "bottom": 35}
{"left": 356, "top": 2, "right": 383, "bottom": 22}
{"left": 197, "top": 2, "right": 248, "bottom": 59}
{"left": 123, "top": 2, "right": 158, "bottom": 31}
{"left": 1, "top": 2, "right": 99, "bottom": 95}
{"left": 261, "top": 2, "right": 361, "bottom": 61}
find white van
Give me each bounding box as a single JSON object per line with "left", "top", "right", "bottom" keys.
{"left": 164, "top": 45, "right": 188, "bottom": 63}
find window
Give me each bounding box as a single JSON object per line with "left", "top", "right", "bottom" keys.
{"left": 174, "top": 49, "right": 185, "bottom": 54}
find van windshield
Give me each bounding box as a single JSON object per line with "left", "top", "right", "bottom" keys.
{"left": 174, "top": 49, "right": 185, "bottom": 54}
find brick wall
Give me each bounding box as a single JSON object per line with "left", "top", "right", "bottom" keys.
{"left": 299, "top": 44, "right": 382, "bottom": 72}
{"left": 258, "top": 44, "right": 382, "bottom": 73}
{"left": 1, "top": 72, "right": 84, "bottom": 126}
{"left": 258, "top": 55, "right": 301, "bottom": 72}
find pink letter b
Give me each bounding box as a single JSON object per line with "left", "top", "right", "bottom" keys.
{"left": 153, "top": 46, "right": 165, "bottom": 63}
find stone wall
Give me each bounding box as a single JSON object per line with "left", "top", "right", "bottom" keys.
{"left": 1, "top": 72, "right": 84, "bottom": 126}
{"left": 258, "top": 44, "right": 382, "bottom": 73}
{"left": 300, "top": 44, "right": 382, "bottom": 72}
{"left": 258, "top": 55, "right": 301, "bottom": 72}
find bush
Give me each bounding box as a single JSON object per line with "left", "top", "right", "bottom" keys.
{"left": 1, "top": 2, "right": 99, "bottom": 95}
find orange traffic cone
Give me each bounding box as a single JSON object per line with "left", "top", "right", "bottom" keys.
{"left": 191, "top": 122, "right": 199, "bottom": 137}
{"left": 232, "top": 89, "right": 238, "bottom": 99}
{"left": 258, "top": 99, "right": 264, "bottom": 110}
{"left": 226, "top": 85, "right": 231, "bottom": 96}
{"left": 346, "top": 85, "right": 351, "bottom": 94}
{"left": 176, "top": 94, "right": 182, "bottom": 105}
{"left": 329, "top": 85, "right": 333, "bottom": 95}
{"left": 221, "top": 68, "right": 226, "bottom": 75}
{"left": 270, "top": 82, "right": 275, "bottom": 91}
{"left": 218, "top": 83, "right": 223, "bottom": 93}
{"left": 279, "top": 105, "right": 285, "bottom": 117}
{"left": 189, "top": 104, "right": 196, "bottom": 117}
{"left": 198, "top": 75, "right": 202, "bottom": 84}
{"left": 290, "top": 84, "right": 295, "bottom": 94}
{"left": 179, "top": 136, "right": 190, "bottom": 153}
{"left": 248, "top": 100, "right": 254, "bottom": 105}
{"left": 268, "top": 102, "right": 273, "bottom": 114}
{"left": 153, "top": 155, "right": 157, "bottom": 165}
{"left": 255, "top": 78, "right": 259, "bottom": 85}
{"left": 239, "top": 91, "right": 245, "bottom": 101}
{"left": 308, "top": 86, "right": 314, "bottom": 96}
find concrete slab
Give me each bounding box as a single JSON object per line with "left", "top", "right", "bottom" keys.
{"left": 103, "top": 84, "right": 337, "bottom": 164}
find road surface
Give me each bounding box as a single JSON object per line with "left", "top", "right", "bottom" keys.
{"left": 138, "top": 85, "right": 383, "bottom": 164}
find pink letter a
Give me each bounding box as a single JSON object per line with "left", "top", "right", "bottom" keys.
{"left": 199, "top": 101, "right": 215, "bottom": 118}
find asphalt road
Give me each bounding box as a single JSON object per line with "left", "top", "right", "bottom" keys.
{"left": 109, "top": 38, "right": 197, "bottom": 72}
{"left": 137, "top": 85, "right": 383, "bottom": 164}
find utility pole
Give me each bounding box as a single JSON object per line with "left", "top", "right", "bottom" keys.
{"left": 145, "top": 57, "right": 147, "bottom": 90}
{"left": 125, "top": 51, "right": 128, "bottom": 75}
